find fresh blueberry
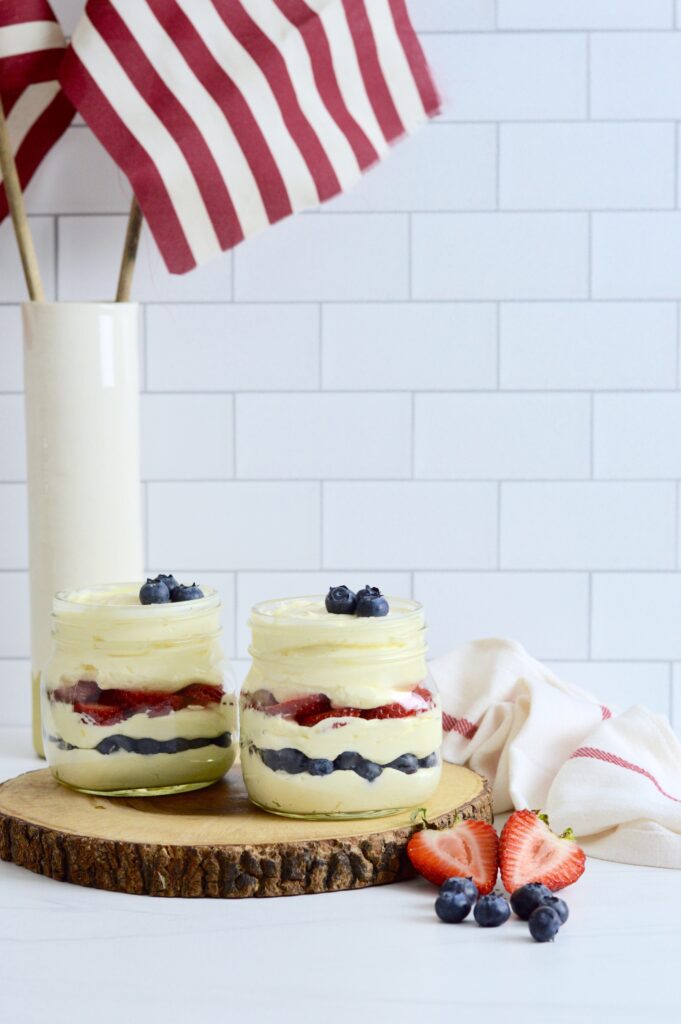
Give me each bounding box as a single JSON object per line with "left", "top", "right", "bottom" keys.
{"left": 419, "top": 752, "right": 439, "bottom": 769}
{"left": 541, "top": 895, "right": 569, "bottom": 925}
{"left": 389, "top": 753, "right": 419, "bottom": 775}
{"left": 277, "top": 748, "right": 309, "bottom": 774}
{"left": 355, "top": 585, "right": 390, "bottom": 618}
{"left": 325, "top": 585, "right": 357, "bottom": 615}
{"left": 154, "top": 573, "right": 180, "bottom": 598}
{"left": 528, "top": 905, "right": 562, "bottom": 943}
{"left": 171, "top": 583, "right": 204, "bottom": 602}
{"left": 510, "top": 882, "right": 553, "bottom": 920}
{"left": 353, "top": 759, "right": 382, "bottom": 781}
{"left": 335, "top": 751, "right": 362, "bottom": 771}
{"left": 261, "top": 749, "right": 282, "bottom": 771}
{"left": 474, "top": 894, "right": 511, "bottom": 928}
{"left": 136, "top": 738, "right": 161, "bottom": 756}
{"left": 308, "top": 758, "right": 334, "bottom": 776}
{"left": 435, "top": 891, "right": 472, "bottom": 924}
{"left": 139, "top": 578, "right": 170, "bottom": 605}
{"left": 439, "top": 877, "right": 478, "bottom": 905}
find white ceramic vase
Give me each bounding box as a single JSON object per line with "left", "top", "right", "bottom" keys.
{"left": 23, "top": 302, "right": 144, "bottom": 755}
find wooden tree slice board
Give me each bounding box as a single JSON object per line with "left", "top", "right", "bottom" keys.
{"left": 0, "top": 764, "right": 492, "bottom": 898}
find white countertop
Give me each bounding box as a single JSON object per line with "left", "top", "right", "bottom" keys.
{"left": 1, "top": 726, "right": 679, "bottom": 1024}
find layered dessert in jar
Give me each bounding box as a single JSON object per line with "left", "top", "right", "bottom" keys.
{"left": 41, "top": 577, "right": 236, "bottom": 795}
{"left": 240, "top": 586, "right": 442, "bottom": 819}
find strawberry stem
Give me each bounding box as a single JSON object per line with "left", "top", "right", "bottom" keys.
{"left": 410, "top": 807, "right": 429, "bottom": 827}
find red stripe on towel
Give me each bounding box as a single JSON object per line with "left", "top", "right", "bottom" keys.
{"left": 570, "top": 746, "right": 681, "bottom": 804}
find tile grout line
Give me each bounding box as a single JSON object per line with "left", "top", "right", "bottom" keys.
{"left": 5, "top": 477, "right": 681, "bottom": 486}
{"left": 5, "top": 567, "right": 681, "bottom": 575}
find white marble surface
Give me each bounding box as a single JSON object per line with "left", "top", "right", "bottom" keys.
{"left": 0, "top": 726, "right": 679, "bottom": 1024}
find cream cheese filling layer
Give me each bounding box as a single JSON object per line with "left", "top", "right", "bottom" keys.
{"left": 46, "top": 700, "right": 236, "bottom": 749}
{"left": 49, "top": 744, "right": 235, "bottom": 792}
{"left": 241, "top": 745, "right": 440, "bottom": 815}
{"left": 240, "top": 706, "right": 441, "bottom": 763}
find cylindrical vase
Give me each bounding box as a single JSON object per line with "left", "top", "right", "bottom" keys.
{"left": 23, "top": 302, "right": 144, "bottom": 755}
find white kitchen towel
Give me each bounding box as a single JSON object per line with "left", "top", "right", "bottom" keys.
{"left": 429, "top": 638, "right": 681, "bottom": 869}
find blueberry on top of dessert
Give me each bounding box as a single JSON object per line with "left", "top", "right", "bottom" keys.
{"left": 325, "top": 585, "right": 357, "bottom": 615}
{"left": 139, "top": 574, "right": 203, "bottom": 605}
{"left": 324, "top": 584, "right": 389, "bottom": 617}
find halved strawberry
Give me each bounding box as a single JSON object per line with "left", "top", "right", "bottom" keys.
{"left": 298, "top": 707, "right": 363, "bottom": 727}
{"left": 406, "top": 820, "right": 499, "bottom": 895}
{"left": 499, "top": 809, "right": 586, "bottom": 893}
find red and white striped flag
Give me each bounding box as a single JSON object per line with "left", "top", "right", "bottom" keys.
{"left": 60, "top": 0, "right": 439, "bottom": 274}
{"left": 0, "top": 0, "right": 74, "bottom": 221}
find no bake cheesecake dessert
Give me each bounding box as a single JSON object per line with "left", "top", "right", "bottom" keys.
{"left": 240, "top": 587, "right": 442, "bottom": 819}
{"left": 41, "top": 580, "right": 236, "bottom": 795}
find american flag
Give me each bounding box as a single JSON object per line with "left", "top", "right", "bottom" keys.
{"left": 0, "top": 0, "right": 73, "bottom": 222}
{"left": 60, "top": 0, "right": 439, "bottom": 274}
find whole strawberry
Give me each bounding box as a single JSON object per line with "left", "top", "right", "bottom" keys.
{"left": 500, "top": 809, "right": 586, "bottom": 893}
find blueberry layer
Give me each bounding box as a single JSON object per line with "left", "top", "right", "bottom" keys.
{"left": 250, "top": 744, "right": 438, "bottom": 781}
{"left": 47, "top": 732, "right": 232, "bottom": 756}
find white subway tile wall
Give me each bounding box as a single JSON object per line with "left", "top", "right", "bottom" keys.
{"left": 0, "top": 1, "right": 680, "bottom": 734}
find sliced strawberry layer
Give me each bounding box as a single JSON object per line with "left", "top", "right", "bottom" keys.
{"left": 245, "top": 684, "right": 434, "bottom": 725}
{"left": 52, "top": 680, "right": 224, "bottom": 726}
{"left": 298, "top": 707, "right": 363, "bottom": 728}
{"left": 262, "top": 694, "right": 331, "bottom": 721}
{"left": 407, "top": 820, "right": 499, "bottom": 895}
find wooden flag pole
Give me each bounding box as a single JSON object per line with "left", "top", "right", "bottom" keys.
{"left": 0, "top": 96, "right": 45, "bottom": 302}
{"left": 115, "top": 195, "right": 143, "bottom": 302}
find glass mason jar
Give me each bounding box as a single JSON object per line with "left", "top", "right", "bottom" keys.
{"left": 41, "top": 583, "right": 237, "bottom": 796}
{"left": 240, "top": 596, "right": 442, "bottom": 819}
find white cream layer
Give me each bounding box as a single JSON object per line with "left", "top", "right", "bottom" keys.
{"left": 48, "top": 744, "right": 235, "bottom": 792}
{"left": 240, "top": 705, "right": 441, "bottom": 763}
{"left": 247, "top": 596, "right": 428, "bottom": 696}
{"left": 46, "top": 583, "right": 226, "bottom": 690}
{"left": 241, "top": 744, "right": 440, "bottom": 816}
{"left": 46, "top": 699, "right": 236, "bottom": 750}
